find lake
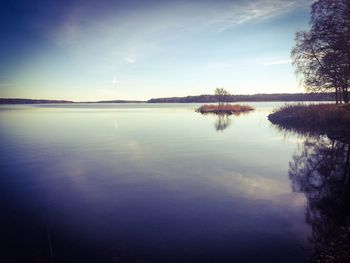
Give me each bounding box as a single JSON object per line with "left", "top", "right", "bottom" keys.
{"left": 0, "top": 102, "right": 347, "bottom": 263}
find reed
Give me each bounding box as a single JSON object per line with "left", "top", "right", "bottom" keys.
{"left": 196, "top": 104, "right": 254, "bottom": 115}
{"left": 268, "top": 103, "right": 350, "bottom": 140}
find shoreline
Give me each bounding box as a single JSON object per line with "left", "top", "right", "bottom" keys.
{"left": 268, "top": 104, "right": 350, "bottom": 141}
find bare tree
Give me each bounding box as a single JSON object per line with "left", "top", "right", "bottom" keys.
{"left": 291, "top": 0, "right": 350, "bottom": 103}
{"left": 214, "top": 87, "right": 230, "bottom": 106}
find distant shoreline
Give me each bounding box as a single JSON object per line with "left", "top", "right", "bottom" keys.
{"left": 0, "top": 98, "right": 145, "bottom": 104}
{"left": 0, "top": 92, "right": 335, "bottom": 104}
{"left": 0, "top": 98, "right": 74, "bottom": 104}
{"left": 147, "top": 92, "right": 334, "bottom": 103}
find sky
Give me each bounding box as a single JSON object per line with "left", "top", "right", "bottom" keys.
{"left": 0, "top": 0, "right": 313, "bottom": 101}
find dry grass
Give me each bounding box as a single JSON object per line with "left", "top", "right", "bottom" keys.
{"left": 268, "top": 103, "right": 350, "bottom": 140}
{"left": 196, "top": 104, "right": 254, "bottom": 115}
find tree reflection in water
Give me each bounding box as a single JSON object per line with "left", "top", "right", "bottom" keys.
{"left": 214, "top": 114, "right": 231, "bottom": 131}
{"left": 289, "top": 136, "right": 350, "bottom": 262}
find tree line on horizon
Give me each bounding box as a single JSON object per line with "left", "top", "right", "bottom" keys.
{"left": 292, "top": 0, "right": 350, "bottom": 104}
{"left": 147, "top": 92, "right": 334, "bottom": 103}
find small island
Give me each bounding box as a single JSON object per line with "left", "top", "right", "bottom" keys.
{"left": 196, "top": 104, "right": 254, "bottom": 115}
{"left": 196, "top": 88, "right": 254, "bottom": 115}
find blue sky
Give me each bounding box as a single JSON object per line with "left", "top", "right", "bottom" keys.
{"left": 0, "top": 0, "right": 312, "bottom": 101}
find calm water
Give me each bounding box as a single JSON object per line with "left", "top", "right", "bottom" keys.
{"left": 0, "top": 102, "right": 346, "bottom": 263}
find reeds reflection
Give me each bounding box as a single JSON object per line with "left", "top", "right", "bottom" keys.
{"left": 288, "top": 136, "right": 350, "bottom": 262}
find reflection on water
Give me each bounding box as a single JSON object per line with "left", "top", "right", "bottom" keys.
{"left": 199, "top": 108, "right": 254, "bottom": 132}
{"left": 214, "top": 114, "right": 232, "bottom": 131}
{"left": 0, "top": 102, "right": 316, "bottom": 263}
{"left": 288, "top": 136, "right": 350, "bottom": 262}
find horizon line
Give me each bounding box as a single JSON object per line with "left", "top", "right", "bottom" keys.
{"left": 0, "top": 92, "right": 334, "bottom": 103}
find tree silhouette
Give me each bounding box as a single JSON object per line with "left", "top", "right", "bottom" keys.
{"left": 214, "top": 87, "right": 230, "bottom": 106}
{"left": 291, "top": 0, "right": 350, "bottom": 103}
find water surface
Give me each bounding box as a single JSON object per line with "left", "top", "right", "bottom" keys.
{"left": 0, "top": 102, "right": 316, "bottom": 262}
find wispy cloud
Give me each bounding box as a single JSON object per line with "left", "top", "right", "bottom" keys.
{"left": 36, "top": 0, "right": 307, "bottom": 71}
{"left": 205, "top": 0, "right": 309, "bottom": 32}
{"left": 124, "top": 57, "right": 136, "bottom": 64}
{"left": 42, "top": 0, "right": 310, "bottom": 46}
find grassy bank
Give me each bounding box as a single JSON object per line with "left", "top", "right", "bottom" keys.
{"left": 268, "top": 104, "right": 350, "bottom": 140}
{"left": 196, "top": 104, "right": 254, "bottom": 115}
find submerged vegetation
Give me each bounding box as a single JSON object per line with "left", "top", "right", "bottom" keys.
{"left": 196, "top": 104, "right": 254, "bottom": 115}
{"left": 268, "top": 104, "right": 350, "bottom": 141}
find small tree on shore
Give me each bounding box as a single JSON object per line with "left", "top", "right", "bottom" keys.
{"left": 214, "top": 87, "right": 230, "bottom": 106}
